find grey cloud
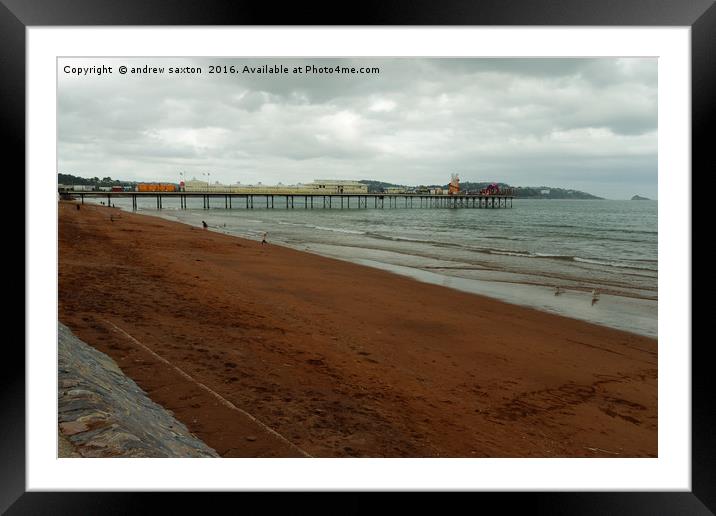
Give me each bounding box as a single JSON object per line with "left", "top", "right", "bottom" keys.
{"left": 58, "top": 57, "right": 657, "bottom": 199}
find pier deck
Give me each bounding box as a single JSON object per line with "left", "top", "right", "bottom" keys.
{"left": 62, "top": 192, "right": 514, "bottom": 211}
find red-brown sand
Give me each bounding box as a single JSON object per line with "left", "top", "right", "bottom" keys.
{"left": 58, "top": 202, "right": 657, "bottom": 457}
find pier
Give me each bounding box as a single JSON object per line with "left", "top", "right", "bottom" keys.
{"left": 63, "top": 192, "right": 514, "bottom": 211}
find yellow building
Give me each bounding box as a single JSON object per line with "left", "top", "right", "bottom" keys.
{"left": 183, "top": 178, "right": 368, "bottom": 194}
{"left": 306, "top": 180, "right": 368, "bottom": 194}
{"left": 384, "top": 186, "right": 407, "bottom": 194}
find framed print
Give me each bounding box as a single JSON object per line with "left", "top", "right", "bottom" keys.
{"left": 7, "top": 0, "right": 712, "bottom": 512}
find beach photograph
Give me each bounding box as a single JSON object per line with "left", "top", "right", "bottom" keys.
{"left": 57, "top": 57, "right": 658, "bottom": 459}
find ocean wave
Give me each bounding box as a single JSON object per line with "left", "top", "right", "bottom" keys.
{"left": 392, "top": 235, "right": 440, "bottom": 244}
{"left": 573, "top": 257, "right": 657, "bottom": 271}
{"left": 534, "top": 253, "right": 576, "bottom": 260}
{"left": 487, "top": 249, "right": 534, "bottom": 258}
{"left": 366, "top": 233, "right": 452, "bottom": 246}
{"left": 312, "top": 225, "right": 365, "bottom": 235}
{"left": 482, "top": 235, "right": 529, "bottom": 241}
{"left": 590, "top": 227, "right": 658, "bottom": 236}
{"left": 479, "top": 249, "right": 657, "bottom": 271}
{"left": 528, "top": 223, "right": 656, "bottom": 236}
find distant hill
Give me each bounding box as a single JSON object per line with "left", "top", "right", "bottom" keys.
{"left": 58, "top": 173, "right": 137, "bottom": 187}
{"left": 358, "top": 180, "right": 404, "bottom": 193}
{"left": 360, "top": 179, "right": 601, "bottom": 199}
{"left": 510, "top": 186, "right": 602, "bottom": 200}
{"left": 631, "top": 195, "right": 650, "bottom": 201}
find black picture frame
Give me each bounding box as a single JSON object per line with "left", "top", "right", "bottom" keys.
{"left": 7, "top": 0, "right": 710, "bottom": 513}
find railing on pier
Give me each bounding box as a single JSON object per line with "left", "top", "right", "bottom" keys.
{"left": 62, "top": 191, "right": 515, "bottom": 211}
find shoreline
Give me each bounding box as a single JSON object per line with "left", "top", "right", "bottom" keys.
{"left": 59, "top": 202, "right": 657, "bottom": 457}
{"left": 281, "top": 244, "right": 656, "bottom": 338}
{"left": 126, "top": 203, "right": 657, "bottom": 338}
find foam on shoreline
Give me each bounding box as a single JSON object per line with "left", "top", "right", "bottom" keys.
{"left": 128, "top": 204, "right": 657, "bottom": 338}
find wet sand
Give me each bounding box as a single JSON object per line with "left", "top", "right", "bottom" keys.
{"left": 58, "top": 202, "right": 657, "bottom": 457}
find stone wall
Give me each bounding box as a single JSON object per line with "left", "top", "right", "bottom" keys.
{"left": 58, "top": 322, "right": 219, "bottom": 458}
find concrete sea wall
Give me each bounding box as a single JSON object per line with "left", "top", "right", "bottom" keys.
{"left": 58, "top": 322, "right": 219, "bottom": 458}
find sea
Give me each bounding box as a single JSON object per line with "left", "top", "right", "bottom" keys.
{"left": 94, "top": 196, "right": 658, "bottom": 337}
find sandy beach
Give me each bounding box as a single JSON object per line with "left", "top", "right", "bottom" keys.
{"left": 58, "top": 202, "right": 657, "bottom": 457}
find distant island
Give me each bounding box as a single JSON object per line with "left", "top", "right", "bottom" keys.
{"left": 58, "top": 173, "right": 602, "bottom": 200}
{"left": 631, "top": 195, "right": 650, "bottom": 201}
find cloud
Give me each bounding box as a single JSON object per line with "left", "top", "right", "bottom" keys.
{"left": 58, "top": 57, "right": 657, "bottom": 199}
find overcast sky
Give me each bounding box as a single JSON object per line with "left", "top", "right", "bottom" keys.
{"left": 58, "top": 58, "right": 657, "bottom": 199}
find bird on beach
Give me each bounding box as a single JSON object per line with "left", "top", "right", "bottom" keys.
{"left": 554, "top": 286, "right": 563, "bottom": 296}
{"left": 591, "top": 289, "right": 600, "bottom": 306}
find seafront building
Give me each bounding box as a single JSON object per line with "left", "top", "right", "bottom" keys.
{"left": 182, "top": 178, "right": 368, "bottom": 194}
{"left": 384, "top": 186, "right": 407, "bottom": 194}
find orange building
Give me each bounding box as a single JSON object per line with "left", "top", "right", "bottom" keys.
{"left": 137, "top": 183, "right": 177, "bottom": 192}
